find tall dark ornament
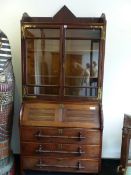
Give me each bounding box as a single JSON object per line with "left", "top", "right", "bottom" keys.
{"left": 0, "top": 29, "right": 15, "bottom": 174}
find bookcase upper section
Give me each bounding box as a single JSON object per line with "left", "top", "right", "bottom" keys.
{"left": 21, "top": 6, "right": 106, "bottom": 101}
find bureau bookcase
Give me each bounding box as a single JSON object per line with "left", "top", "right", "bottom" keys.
{"left": 20, "top": 6, "right": 106, "bottom": 174}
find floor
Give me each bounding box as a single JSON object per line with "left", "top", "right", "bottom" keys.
{"left": 15, "top": 157, "right": 120, "bottom": 175}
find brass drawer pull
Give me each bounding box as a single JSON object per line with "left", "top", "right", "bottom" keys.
{"left": 35, "top": 131, "right": 86, "bottom": 141}
{"left": 78, "top": 132, "right": 85, "bottom": 141}
{"left": 36, "top": 145, "right": 85, "bottom": 156}
{"left": 36, "top": 160, "right": 85, "bottom": 170}
{"left": 77, "top": 161, "right": 85, "bottom": 170}
{"left": 77, "top": 146, "right": 85, "bottom": 156}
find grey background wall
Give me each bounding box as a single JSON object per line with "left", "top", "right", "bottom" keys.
{"left": 0, "top": 0, "right": 131, "bottom": 158}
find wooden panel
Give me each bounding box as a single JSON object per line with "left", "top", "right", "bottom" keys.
{"left": 63, "top": 103, "right": 100, "bottom": 128}
{"left": 21, "top": 142, "right": 100, "bottom": 158}
{"left": 21, "top": 126, "right": 101, "bottom": 145}
{"left": 21, "top": 102, "right": 60, "bottom": 124}
{"left": 21, "top": 156, "right": 99, "bottom": 173}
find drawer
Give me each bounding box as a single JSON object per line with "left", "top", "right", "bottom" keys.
{"left": 21, "top": 126, "right": 101, "bottom": 144}
{"left": 21, "top": 156, "right": 100, "bottom": 173}
{"left": 21, "top": 142, "right": 100, "bottom": 158}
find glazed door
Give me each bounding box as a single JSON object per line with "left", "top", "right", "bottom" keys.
{"left": 23, "top": 27, "right": 61, "bottom": 97}
{"left": 64, "top": 27, "right": 101, "bottom": 99}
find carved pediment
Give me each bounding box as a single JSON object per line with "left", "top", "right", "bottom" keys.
{"left": 53, "top": 5, "right": 77, "bottom": 23}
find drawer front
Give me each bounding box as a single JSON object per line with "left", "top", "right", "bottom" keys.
{"left": 22, "top": 156, "right": 99, "bottom": 173}
{"left": 21, "top": 127, "right": 101, "bottom": 144}
{"left": 21, "top": 142, "right": 100, "bottom": 158}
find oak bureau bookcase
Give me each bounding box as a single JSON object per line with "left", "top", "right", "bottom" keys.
{"left": 20, "top": 6, "right": 106, "bottom": 175}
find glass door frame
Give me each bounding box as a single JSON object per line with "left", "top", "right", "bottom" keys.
{"left": 62, "top": 25, "right": 102, "bottom": 101}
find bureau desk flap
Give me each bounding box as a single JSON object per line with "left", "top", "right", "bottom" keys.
{"left": 20, "top": 102, "right": 101, "bottom": 128}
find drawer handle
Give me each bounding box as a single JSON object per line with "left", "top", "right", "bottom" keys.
{"left": 78, "top": 132, "right": 85, "bottom": 141}
{"left": 77, "top": 146, "right": 85, "bottom": 156}
{"left": 36, "top": 159, "right": 85, "bottom": 170}
{"left": 36, "top": 145, "right": 85, "bottom": 156}
{"left": 35, "top": 131, "right": 86, "bottom": 141}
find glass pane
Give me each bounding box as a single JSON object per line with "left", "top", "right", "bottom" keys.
{"left": 25, "top": 28, "right": 60, "bottom": 38}
{"left": 92, "top": 42, "right": 99, "bottom": 78}
{"left": 26, "top": 86, "right": 59, "bottom": 95}
{"left": 65, "top": 40, "right": 91, "bottom": 53}
{"left": 64, "top": 87, "right": 97, "bottom": 97}
{"left": 66, "top": 29, "right": 100, "bottom": 39}
{"left": 64, "top": 39, "right": 99, "bottom": 97}
{"left": 26, "top": 39, "right": 60, "bottom": 95}
{"left": 126, "top": 166, "right": 131, "bottom": 175}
